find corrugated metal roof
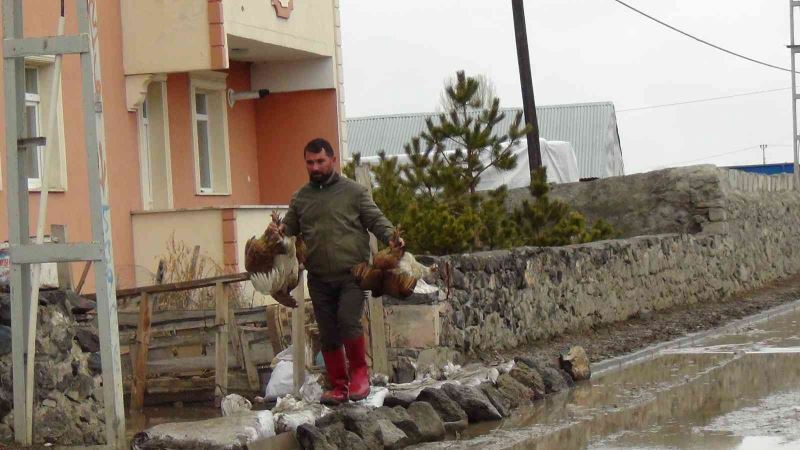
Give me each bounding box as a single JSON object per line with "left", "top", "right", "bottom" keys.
{"left": 346, "top": 101, "right": 624, "bottom": 178}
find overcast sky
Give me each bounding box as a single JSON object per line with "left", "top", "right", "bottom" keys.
{"left": 339, "top": 0, "right": 792, "bottom": 174}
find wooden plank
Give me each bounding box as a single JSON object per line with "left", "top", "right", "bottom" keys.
{"left": 85, "top": 272, "right": 250, "bottom": 300}
{"left": 117, "top": 306, "right": 268, "bottom": 328}
{"left": 265, "top": 305, "right": 286, "bottom": 353}
{"left": 130, "top": 293, "right": 153, "bottom": 410}
{"left": 368, "top": 296, "right": 390, "bottom": 376}
{"left": 227, "top": 295, "right": 246, "bottom": 369}
{"left": 50, "top": 224, "right": 73, "bottom": 290}
{"left": 292, "top": 271, "right": 306, "bottom": 397}
{"left": 214, "top": 282, "right": 229, "bottom": 407}
{"left": 75, "top": 261, "right": 92, "bottom": 295}
{"left": 240, "top": 331, "right": 261, "bottom": 391}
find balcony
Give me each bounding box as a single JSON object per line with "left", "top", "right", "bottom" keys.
{"left": 121, "top": 0, "right": 337, "bottom": 76}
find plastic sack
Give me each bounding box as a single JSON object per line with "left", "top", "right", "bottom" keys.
{"left": 355, "top": 386, "right": 388, "bottom": 408}
{"left": 265, "top": 360, "right": 294, "bottom": 400}
{"left": 299, "top": 373, "right": 323, "bottom": 404}
{"left": 272, "top": 395, "right": 330, "bottom": 434}
{"left": 221, "top": 393, "right": 252, "bottom": 416}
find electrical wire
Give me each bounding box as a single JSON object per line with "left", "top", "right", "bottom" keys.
{"left": 617, "top": 87, "right": 790, "bottom": 112}
{"left": 612, "top": 0, "right": 793, "bottom": 73}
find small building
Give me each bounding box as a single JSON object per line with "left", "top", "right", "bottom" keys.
{"left": 346, "top": 101, "right": 625, "bottom": 179}
{"left": 0, "top": 0, "right": 347, "bottom": 300}
{"left": 726, "top": 162, "right": 794, "bottom": 175}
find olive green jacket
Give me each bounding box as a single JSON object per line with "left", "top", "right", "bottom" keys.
{"left": 283, "top": 172, "right": 395, "bottom": 279}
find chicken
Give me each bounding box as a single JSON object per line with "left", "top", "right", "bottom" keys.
{"left": 352, "top": 228, "right": 435, "bottom": 298}
{"left": 245, "top": 212, "right": 306, "bottom": 307}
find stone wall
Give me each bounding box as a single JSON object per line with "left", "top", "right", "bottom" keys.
{"left": 424, "top": 166, "right": 800, "bottom": 355}
{"left": 506, "top": 164, "right": 795, "bottom": 238}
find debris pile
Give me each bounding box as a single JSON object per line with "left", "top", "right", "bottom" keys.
{"left": 0, "top": 290, "right": 105, "bottom": 446}
{"left": 295, "top": 347, "right": 589, "bottom": 449}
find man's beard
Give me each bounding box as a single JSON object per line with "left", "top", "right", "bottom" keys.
{"left": 309, "top": 170, "right": 332, "bottom": 183}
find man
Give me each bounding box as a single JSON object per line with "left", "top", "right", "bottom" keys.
{"left": 271, "top": 138, "right": 402, "bottom": 405}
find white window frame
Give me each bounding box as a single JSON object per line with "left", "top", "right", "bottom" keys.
{"left": 189, "top": 71, "right": 231, "bottom": 196}
{"left": 24, "top": 66, "right": 44, "bottom": 189}
{"left": 21, "top": 56, "right": 67, "bottom": 192}
{"left": 136, "top": 75, "right": 174, "bottom": 210}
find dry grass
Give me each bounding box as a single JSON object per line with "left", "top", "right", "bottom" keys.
{"left": 152, "top": 234, "right": 246, "bottom": 311}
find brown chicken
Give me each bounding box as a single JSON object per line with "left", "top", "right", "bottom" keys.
{"left": 352, "top": 228, "right": 434, "bottom": 298}
{"left": 245, "top": 212, "right": 306, "bottom": 307}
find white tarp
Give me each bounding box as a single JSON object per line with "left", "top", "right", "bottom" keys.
{"left": 355, "top": 139, "right": 579, "bottom": 190}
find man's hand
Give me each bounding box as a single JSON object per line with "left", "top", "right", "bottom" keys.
{"left": 390, "top": 236, "right": 406, "bottom": 251}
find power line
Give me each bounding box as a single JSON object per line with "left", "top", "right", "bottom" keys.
{"left": 612, "top": 0, "right": 793, "bottom": 73}
{"left": 617, "top": 87, "right": 790, "bottom": 113}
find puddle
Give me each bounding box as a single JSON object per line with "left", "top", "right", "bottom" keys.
{"left": 416, "top": 308, "right": 800, "bottom": 450}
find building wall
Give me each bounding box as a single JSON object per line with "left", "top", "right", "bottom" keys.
{"left": 254, "top": 89, "right": 340, "bottom": 204}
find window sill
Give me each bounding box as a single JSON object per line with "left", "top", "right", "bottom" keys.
{"left": 196, "top": 191, "right": 231, "bottom": 197}
{"left": 28, "top": 187, "right": 67, "bottom": 193}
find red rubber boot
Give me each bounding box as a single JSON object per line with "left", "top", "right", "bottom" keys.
{"left": 320, "top": 347, "right": 349, "bottom": 405}
{"left": 344, "top": 335, "right": 370, "bottom": 401}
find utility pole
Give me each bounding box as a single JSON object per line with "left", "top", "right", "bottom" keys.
{"left": 511, "top": 0, "right": 542, "bottom": 171}
{"left": 760, "top": 144, "right": 767, "bottom": 165}
{"left": 789, "top": 1, "right": 800, "bottom": 188}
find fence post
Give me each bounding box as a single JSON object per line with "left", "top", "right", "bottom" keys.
{"left": 214, "top": 282, "right": 229, "bottom": 407}
{"left": 292, "top": 271, "right": 306, "bottom": 397}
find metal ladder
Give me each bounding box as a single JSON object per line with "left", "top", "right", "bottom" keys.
{"left": 3, "top": 0, "right": 126, "bottom": 447}
{"left": 789, "top": 1, "right": 800, "bottom": 188}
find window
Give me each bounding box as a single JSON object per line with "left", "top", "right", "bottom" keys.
{"left": 189, "top": 72, "right": 230, "bottom": 195}
{"left": 24, "top": 67, "right": 44, "bottom": 185}
{"left": 137, "top": 77, "right": 174, "bottom": 210}
{"left": 20, "top": 58, "right": 67, "bottom": 191}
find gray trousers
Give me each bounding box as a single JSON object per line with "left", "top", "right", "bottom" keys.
{"left": 308, "top": 274, "right": 365, "bottom": 351}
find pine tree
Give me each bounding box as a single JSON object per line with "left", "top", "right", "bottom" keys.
{"left": 347, "top": 71, "right": 615, "bottom": 255}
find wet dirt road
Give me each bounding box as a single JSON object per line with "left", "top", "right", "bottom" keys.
{"left": 421, "top": 303, "right": 800, "bottom": 450}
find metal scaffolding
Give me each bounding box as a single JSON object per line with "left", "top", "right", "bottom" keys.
{"left": 2, "top": 0, "right": 126, "bottom": 447}
{"left": 789, "top": 0, "right": 800, "bottom": 188}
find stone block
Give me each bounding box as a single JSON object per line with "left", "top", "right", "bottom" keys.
{"left": 509, "top": 365, "right": 545, "bottom": 400}
{"left": 407, "top": 401, "right": 446, "bottom": 442}
{"left": 559, "top": 346, "right": 591, "bottom": 381}
{"left": 374, "top": 406, "right": 423, "bottom": 444}
{"left": 708, "top": 207, "right": 727, "bottom": 222}
{"left": 441, "top": 383, "right": 502, "bottom": 422}
{"left": 416, "top": 387, "right": 468, "bottom": 423}
{"left": 376, "top": 419, "right": 409, "bottom": 449}
{"left": 479, "top": 382, "right": 511, "bottom": 417}
{"left": 385, "top": 304, "right": 441, "bottom": 348}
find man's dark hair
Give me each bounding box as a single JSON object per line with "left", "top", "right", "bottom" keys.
{"left": 304, "top": 138, "right": 335, "bottom": 157}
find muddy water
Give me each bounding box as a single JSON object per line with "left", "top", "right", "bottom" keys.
{"left": 418, "top": 308, "right": 800, "bottom": 450}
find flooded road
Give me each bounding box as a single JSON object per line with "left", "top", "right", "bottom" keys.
{"left": 421, "top": 304, "right": 800, "bottom": 450}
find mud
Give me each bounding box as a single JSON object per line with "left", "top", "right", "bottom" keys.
{"left": 493, "top": 273, "right": 800, "bottom": 367}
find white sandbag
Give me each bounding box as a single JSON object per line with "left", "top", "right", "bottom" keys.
{"left": 271, "top": 396, "right": 331, "bottom": 434}
{"left": 264, "top": 360, "right": 294, "bottom": 400}
{"left": 132, "top": 410, "right": 275, "bottom": 449}
{"left": 221, "top": 394, "right": 252, "bottom": 416}
{"left": 356, "top": 386, "right": 389, "bottom": 408}
{"left": 299, "top": 373, "right": 323, "bottom": 404}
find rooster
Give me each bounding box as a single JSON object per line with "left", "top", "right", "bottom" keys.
{"left": 245, "top": 212, "right": 306, "bottom": 307}
{"left": 352, "top": 228, "right": 435, "bottom": 298}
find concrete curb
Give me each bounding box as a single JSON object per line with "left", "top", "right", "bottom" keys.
{"left": 592, "top": 297, "right": 800, "bottom": 376}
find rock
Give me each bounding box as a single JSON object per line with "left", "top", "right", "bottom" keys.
{"left": 541, "top": 367, "right": 571, "bottom": 394}
{"left": 0, "top": 423, "right": 12, "bottom": 443}
{"left": 496, "top": 374, "right": 533, "bottom": 409}
{"left": 339, "top": 406, "right": 383, "bottom": 449}
{"left": 479, "top": 382, "right": 511, "bottom": 417}
{"left": 514, "top": 355, "right": 545, "bottom": 373}
{"left": 319, "top": 422, "right": 368, "bottom": 450}
{"left": 0, "top": 325, "right": 10, "bottom": 356}
{"left": 297, "top": 423, "right": 336, "bottom": 450}
{"left": 74, "top": 328, "right": 100, "bottom": 353}
{"left": 377, "top": 419, "right": 409, "bottom": 449}
{"left": 560, "top": 346, "right": 591, "bottom": 381}
{"left": 416, "top": 387, "right": 468, "bottom": 423}
{"left": 374, "top": 406, "right": 423, "bottom": 445}
{"left": 510, "top": 365, "right": 545, "bottom": 400}
{"left": 384, "top": 391, "right": 416, "bottom": 408}
{"left": 393, "top": 356, "right": 417, "bottom": 384}
{"left": 441, "top": 383, "right": 502, "bottom": 422}
{"left": 407, "top": 401, "right": 445, "bottom": 442}
{"left": 132, "top": 410, "right": 275, "bottom": 449}
{"left": 88, "top": 352, "right": 102, "bottom": 374}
